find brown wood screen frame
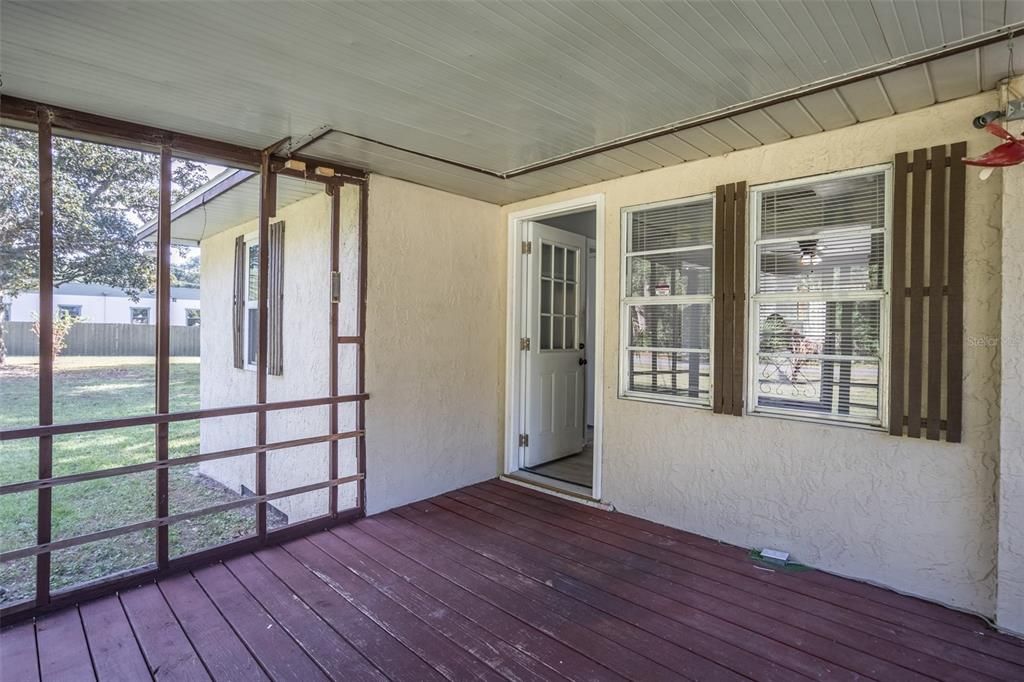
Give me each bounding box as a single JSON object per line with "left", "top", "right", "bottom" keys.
{"left": 713, "top": 181, "right": 747, "bottom": 416}
{"left": 888, "top": 142, "right": 966, "bottom": 442}
{"left": 0, "top": 103, "right": 370, "bottom": 624}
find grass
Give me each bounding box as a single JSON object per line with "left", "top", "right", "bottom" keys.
{"left": 0, "top": 356, "right": 256, "bottom": 605}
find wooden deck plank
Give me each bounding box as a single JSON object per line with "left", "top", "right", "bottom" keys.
{"left": 79, "top": 595, "right": 151, "bottom": 681}
{"left": 191, "top": 563, "right": 328, "bottom": 681}
{"left": 457, "top": 486, "right": 998, "bottom": 681}
{"left": 437, "top": 492, "right": 880, "bottom": 679}
{"left": 0, "top": 621, "right": 40, "bottom": 682}
{"left": 485, "top": 479, "right": 1024, "bottom": 659}
{"left": 222, "top": 553, "right": 387, "bottom": 681}
{"left": 332, "top": 521, "right": 619, "bottom": 682}
{"left": 36, "top": 607, "right": 95, "bottom": 681}
{"left": 397, "top": 500, "right": 810, "bottom": 682}
{"left": 488, "top": 479, "right": 1019, "bottom": 638}
{"left": 12, "top": 480, "right": 1024, "bottom": 680}
{"left": 120, "top": 583, "right": 210, "bottom": 681}
{"left": 449, "top": 488, "right": 953, "bottom": 681}
{"left": 254, "top": 545, "right": 446, "bottom": 682}
{"left": 307, "top": 528, "right": 554, "bottom": 682}
{"left": 282, "top": 537, "right": 507, "bottom": 682}
{"left": 157, "top": 572, "right": 269, "bottom": 682}
{"left": 368, "top": 512, "right": 742, "bottom": 681}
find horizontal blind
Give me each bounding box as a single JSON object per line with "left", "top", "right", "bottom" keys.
{"left": 750, "top": 168, "right": 889, "bottom": 425}
{"left": 622, "top": 196, "right": 714, "bottom": 405}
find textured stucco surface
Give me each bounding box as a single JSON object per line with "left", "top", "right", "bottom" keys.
{"left": 199, "top": 185, "right": 361, "bottom": 522}
{"left": 363, "top": 176, "right": 503, "bottom": 514}
{"left": 501, "top": 93, "right": 1004, "bottom": 616}
{"left": 998, "top": 110, "right": 1024, "bottom": 635}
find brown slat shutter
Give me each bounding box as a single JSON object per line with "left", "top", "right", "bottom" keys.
{"left": 888, "top": 143, "right": 966, "bottom": 442}
{"left": 267, "top": 221, "right": 285, "bottom": 376}
{"left": 713, "top": 181, "right": 747, "bottom": 416}
{"left": 232, "top": 235, "right": 245, "bottom": 369}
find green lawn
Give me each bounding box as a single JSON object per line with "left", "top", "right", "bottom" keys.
{"left": 1, "top": 356, "right": 255, "bottom": 605}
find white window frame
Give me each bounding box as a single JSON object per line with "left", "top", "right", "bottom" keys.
{"left": 619, "top": 193, "right": 715, "bottom": 408}
{"left": 746, "top": 164, "right": 892, "bottom": 429}
{"left": 244, "top": 233, "right": 259, "bottom": 370}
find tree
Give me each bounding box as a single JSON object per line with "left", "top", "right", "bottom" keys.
{"left": 0, "top": 126, "right": 210, "bottom": 362}
{"left": 171, "top": 252, "right": 201, "bottom": 288}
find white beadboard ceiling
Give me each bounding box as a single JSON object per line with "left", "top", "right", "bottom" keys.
{"left": 1, "top": 1, "right": 1022, "bottom": 204}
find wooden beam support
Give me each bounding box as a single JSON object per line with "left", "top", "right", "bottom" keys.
{"left": 256, "top": 152, "right": 276, "bottom": 539}
{"left": 1, "top": 96, "right": 262, "bottom": 169}
{"left": 155, "top": 145, "right": 172, "bottom": 567}
{"left": 36, "top": 105, "right": 54, "bottom": 608}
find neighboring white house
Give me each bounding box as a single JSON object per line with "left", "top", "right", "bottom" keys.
{"left": 6, "top": 283, "right": 200, "bottom": 327}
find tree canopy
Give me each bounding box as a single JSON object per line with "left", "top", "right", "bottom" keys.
{"left": 0, "top": 126, "right": 209, "bottom": 299}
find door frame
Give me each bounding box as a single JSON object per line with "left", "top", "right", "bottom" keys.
{"left": 504, "top": 194, "right": 605, "bottom": 499}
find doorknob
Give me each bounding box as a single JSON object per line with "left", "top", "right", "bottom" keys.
{"left": 578, "top": 358, "right": 588, "bottom": 366}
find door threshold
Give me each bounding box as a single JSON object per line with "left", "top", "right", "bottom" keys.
{"left": 501, "top": 472, "right": 611, "bottom": 509}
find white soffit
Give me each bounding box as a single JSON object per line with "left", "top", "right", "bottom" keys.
{"left": 139, "top": 172, "right": 324, "bottom": 244}
{"left": 2, "top": 1, "right": 1022, "bottom": 205}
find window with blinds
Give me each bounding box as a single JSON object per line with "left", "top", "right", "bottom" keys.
{"left": 749, "top": 166, "right": 890, "bottom": 426}
{"left": 621, "top": 195, "right": 714, "bottom": 406}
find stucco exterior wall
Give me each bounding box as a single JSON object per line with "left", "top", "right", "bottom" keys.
{"left": 363, "top": 175, "right": 503, "bottom": 514}
{"left": 501, "top": 92, "right": 1004, "bottom": 617}
{"left": 998, "top": 103, "right": 1024, "bottom": 635}
{"left": 198, "top": 184, "right": 361, "bottom": 522}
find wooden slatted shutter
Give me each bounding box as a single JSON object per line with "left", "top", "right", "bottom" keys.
{"left": 267, "top": 221, "right": 285, "bottom": 376}
{"left": 889, "top": 142, "right": 966, "bottom": 442}
{"left": 232, "top": 235, "right": 245, "bottom": 369}
{"left": 713, "top": 182, "right": 747, "bottom": 416}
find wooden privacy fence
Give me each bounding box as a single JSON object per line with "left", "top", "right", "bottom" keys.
{"left": 3, "top": 321, "right": 200, "bottom": 356}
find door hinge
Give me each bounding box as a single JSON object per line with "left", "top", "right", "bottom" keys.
{"left": 518, "top": 433, "right": 529, "bottom": 447}
{"left": 521, "top": 240, "right": 532, "bottom": 254}
{"left": 520, "top": 337, "right": 531, "bottom": 351}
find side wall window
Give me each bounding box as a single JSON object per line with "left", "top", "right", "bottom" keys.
{"left": 245, "top": 238, "right": 259, "bottom": 367}
{"left": 620, "top": 195, "right": 714, "bottom": 406}
{"left": 130, "top": 306, "right": 150, "bottom": 324}
{"left": 748, "top": 165, "right": 890, "bottom": 427}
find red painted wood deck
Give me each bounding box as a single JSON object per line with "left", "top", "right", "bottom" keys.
{"left": 3, "top": 479, "right": 1023, "bottom": 681}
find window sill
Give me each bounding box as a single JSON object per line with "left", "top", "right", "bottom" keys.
{"left": 748, "top": 407, "right": 886, "bottom": 433}
{"left": 618, "top": 391, "right": 711, "bottom": 411}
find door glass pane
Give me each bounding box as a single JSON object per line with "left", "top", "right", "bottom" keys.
{"left": 553, "top": 281, "right": 564, "bottom": 315}
{"left": 540, "top": 315, "right": 551, "bottom": 350}
{"left": 541, "top": 243, "right": 552, "bottom": 277}
{"left": 565, "top": 283, "right": 577, "bottom": 315}
{"left": 566, "top": 250, "right": 577, "bottom": 282}
{"left": 565, "top": 317, "right": 576, "bottom": 349}
{"left": 541, "top": 279, "right": 551, "bottom": 314}
{"left": 553, "top": 246, "right": 565, "bottom": 279}
{"left": 553, "top": 318, "right": 564, "bottom": 349}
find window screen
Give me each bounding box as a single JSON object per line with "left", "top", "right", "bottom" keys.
{"left": 621, "top": 196, "right": 714, "bottom": 405}
{"left": 749, "top": 166, "right": 889, "bottom": 425}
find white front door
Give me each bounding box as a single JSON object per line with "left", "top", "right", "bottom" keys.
{"left": 524, "top": 221, "right": 587, "bottom": 467}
